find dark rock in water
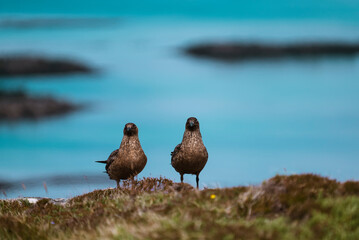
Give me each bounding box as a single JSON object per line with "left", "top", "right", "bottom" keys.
{"left": 185, "top": 42, "right": 359, "bottom": 61}
{"left": 0, "top": 56, "right": 92, "bottom": 77}
{"left": 0, "top": 90, "right": 80, "bottom": 120}
{"left": 0, "top": 180, "right": 12, "bottom": 191}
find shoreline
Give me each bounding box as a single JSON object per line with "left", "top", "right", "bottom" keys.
{"left": 1, "top": 173, "right": 358, "bottom": 200}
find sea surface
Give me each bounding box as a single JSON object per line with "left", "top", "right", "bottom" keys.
{"left": 1, "top": 0, "right": 359, "bottom": 198}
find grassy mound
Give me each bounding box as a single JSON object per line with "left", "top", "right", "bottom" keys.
{"left": 1, "top": 174, "right": 359, "bottom": 239}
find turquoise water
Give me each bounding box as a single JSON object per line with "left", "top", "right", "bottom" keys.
{"left": 1, "top": 0, "right": 359, "bottom": 21}
{"left": 1, "top": 1, "right": 359, "bottom": 198}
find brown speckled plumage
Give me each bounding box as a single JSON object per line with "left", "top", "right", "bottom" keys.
{"left": 171, "top": 117, "right": 208, "bottom": 188}
{"left": 97, "top": 123, "right": 147, "bottom": 188}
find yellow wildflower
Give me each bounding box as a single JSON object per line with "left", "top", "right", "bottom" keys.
{"left": 210, "top": 194, "right": 216, "bottom": 199}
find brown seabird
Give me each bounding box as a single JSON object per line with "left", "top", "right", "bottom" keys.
{"left": 171, "top": 117, "right": 208, "bottom": 189}
{"left": 96, "top": 123, "right": 147, "bottom": 188}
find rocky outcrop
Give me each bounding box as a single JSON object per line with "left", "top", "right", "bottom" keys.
{"left": 0, "top": 56, "right": 92, "bottom": 77}
{"left": 0, "top": 90, "right": 80, "bottom": 120}
{"left": 185, "top": 42, "right": 359, "bottom": 61}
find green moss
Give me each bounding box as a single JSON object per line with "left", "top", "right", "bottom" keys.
{"left": 303, "top": 197, "right": 359, "bottom": 240}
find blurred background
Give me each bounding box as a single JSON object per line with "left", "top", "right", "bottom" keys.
{"left": 1, "top": 0, "right": 359, "bottom": 199}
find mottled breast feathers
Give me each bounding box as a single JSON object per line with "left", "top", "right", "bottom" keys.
{"left": 171, "top": 117, "right": 208, "bottom": 175}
